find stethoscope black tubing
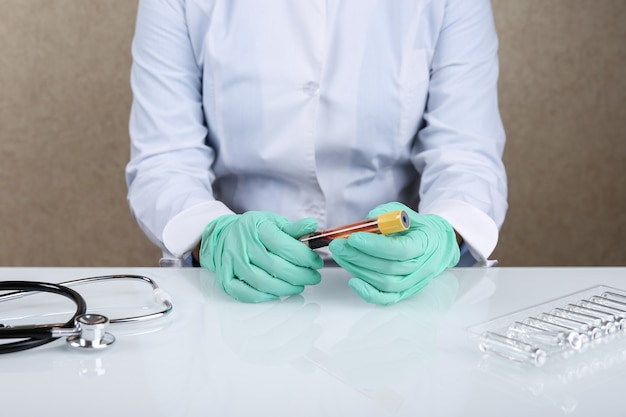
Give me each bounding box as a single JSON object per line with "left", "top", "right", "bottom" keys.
{"left": 0, "top": 281, "right": 87, "bottom": 354}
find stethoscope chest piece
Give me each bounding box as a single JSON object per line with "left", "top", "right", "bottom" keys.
{"left": 67, "top": 314, "right": 115, "bottom": 350}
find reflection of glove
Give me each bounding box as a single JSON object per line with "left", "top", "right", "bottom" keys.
{"left": 329, "top": 202, "right": 460, "bottom": 305}
{"left": 220, "top": 296, "right": 322, "bottom": 366}
{"left": 199, "top": 211, "right": 323, "bottom": 302}
{"left": 328, "top": 272, "right": 459, "bottom": 388}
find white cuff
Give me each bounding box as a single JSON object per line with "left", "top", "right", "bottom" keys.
{"left": 420, "top": 199, "right": 499, "bottom": 263}
{"left": 162, "top": 201, "right": 234, "bottom": 258}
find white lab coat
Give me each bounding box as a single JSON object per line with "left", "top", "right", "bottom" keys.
{"left": 126, "top": 0, "right": 508, "bottom": 265}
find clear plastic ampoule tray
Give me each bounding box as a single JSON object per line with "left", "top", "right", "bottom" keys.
{"left": 468, "top": 285, "right": 626, "bottom": 367}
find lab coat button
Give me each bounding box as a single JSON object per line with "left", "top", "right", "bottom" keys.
{"left": 303, "top": 81, "right": 320, "bottom": 96}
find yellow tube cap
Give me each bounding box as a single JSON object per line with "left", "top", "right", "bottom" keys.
{"left": 377, "top": 210, "right": 410, "bottom": 235}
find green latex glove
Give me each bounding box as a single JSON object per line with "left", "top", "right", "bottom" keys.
{"left": 199, "top": 211, "right": 323, "bottom": 302}
{"left": 328, "top": 202, "right": 460, "bottom": 305}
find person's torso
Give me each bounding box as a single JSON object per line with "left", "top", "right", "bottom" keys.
{"left": 186, "top": 0, "right": 444, "bottom": 228}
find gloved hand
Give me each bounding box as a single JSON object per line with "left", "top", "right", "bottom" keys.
{"left": 328, "top": 202, "right": 460, "bottom": 305}
{"left": 199, "top": 211, "right": 323, "bottom": 302}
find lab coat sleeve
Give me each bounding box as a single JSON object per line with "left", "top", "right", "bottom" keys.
{"left": 126, "top": 0, "right": 233, "bottom": 258}
{"left": 414, "top": 0, "right": 508, "bottom": 264}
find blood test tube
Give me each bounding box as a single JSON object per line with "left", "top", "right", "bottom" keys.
{"left": 298, "top": 210, "right": 410, "bottom": 249}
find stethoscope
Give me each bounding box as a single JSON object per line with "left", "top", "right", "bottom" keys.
{"left": 0, "top": 274, "right": 173, "bottom": 354}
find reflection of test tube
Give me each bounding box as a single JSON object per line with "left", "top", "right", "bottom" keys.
{"left": 298, "top": 210, "right": 410, "bottom": 249}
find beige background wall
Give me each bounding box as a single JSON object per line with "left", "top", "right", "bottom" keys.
{"left": 0, "top": 1, "right": 624, "bottom": 267}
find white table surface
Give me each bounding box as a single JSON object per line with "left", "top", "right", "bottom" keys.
{"left": 0, "top": 266, "right": 625, "bottom": 417}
